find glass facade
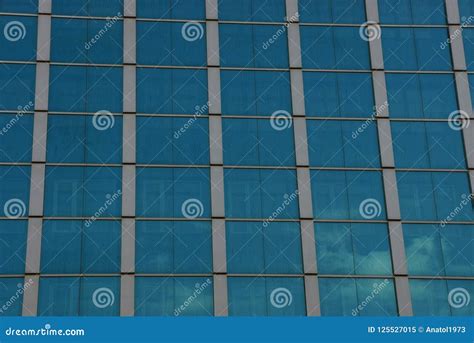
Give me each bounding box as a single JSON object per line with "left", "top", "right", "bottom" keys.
{"left": 0, "top": 0, "right": 473, "bottom": 318}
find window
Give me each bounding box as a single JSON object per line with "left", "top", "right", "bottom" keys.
{"left": 303, "top": 72, "right": 374, "bottom": 117}
{"left": 218, "top": 0, "right": 286, "bottom": 22}
{"left": 0, "top": 278, "right": 24, "bottom": 316}
{"left": 397, "top": 172, "right": 474, "bottom": 221}
{"left": 52, "top": 0, "right": 123, "bottom": 16}
{"left": 307, "top": 120, "right": 380, "bottom": 167}
{"left": 311, "top": 170, "right": 386, "bottom": 220}
{"left": 385, "top": 73, "right": 458, "bottom": 118}
{"left": 0, "top": 220, "right": 27, "bottom": 274}
{"left": 49, "top": 65, "right": 123, "bottom": 113}
{"left": 459, "top": 0, "right": 474, "bottom": 18}
{"left": 44, "top": 166, "right": 122, "bottom": 217}
{"left": 222, "top": 118, "right": 295, "bottom": 166}
{"left": 137, "top": 0, "right": 205, "bottom": 19}
{"left": 0, "top": 166, "right": 30, "bottom": 217}
{"left": 0, "top": 113, "right": 33, "bottom": 162}
{"left": 391, "top": 122, "right": 466, "bottom": 168}
{"left": 0, "top": 64, "right": 35, "bottom": 111}
{"left": 0, "top": 0, "right": 38, "bottom": 13}
{"left": 40, "top": 220, "right": 121, "bottom": 274}
{"left": 219, "top": 24, "right": 289, "bottom": 68}
{"left": 38, "top": 277, "right": 120, "bottom": 316}
{"left": 315, "top": 223, "right": 392, "bottom": 275}
{"left": 410, "top": 279, "right": 474, "bottom": 316}
{"left": 47, "top": 115, "right": 122, "bottom": 164}
{"left": 226, "top": 221, "right": 302, "bottom": 274}
{"left": 382, "top": 28, "right": 452, "bottom": 70}
{"left": 299, "top": 0, "right": 366, "bottom": 23}
{"left": 136, "top": 167, "right": 211, "bottom": 218}
{"left": 135, "top": 277, "right": 213, "bottom": 316}
{"left": 51, "top": 18, "right": 123, "bottom": 64}
{"left": 0, "top": 16, "right": 37, "bottom": 61}
{"left": 224, "top": 168, "right": 299, "bottom": 219}
{"left": 137, "top": 68, "right": 208, "bottom": 114}
{"left": 136, "top": 116, "right": 209, "bottom": 165}
{"left": 300, "top": 26, "right": 370, "bottom": 69}
{"left": 378, "top": 0, "right": 447, "bottom": 24}
{"left": 221, "top": 70, "right": 291, "bottom": 116}
{"left": 227, "top": 277, "right": 306, "bottom": 316}
{"left": 404, "top": 224, "right": 474, "bottom": 277}
{"left": 319, "top": 278, "right": 397, "bottom": 316}
{"left": 135, "top": 221, "right": 212, "bottom": 273}
{"left": 137, "top": 22, "right": 206, "bottom": 66}
{"left": 463, "top": 28, "right": 474, "bottom": 71}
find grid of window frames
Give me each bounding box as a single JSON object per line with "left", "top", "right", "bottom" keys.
{"left": 0, "top": 0, "right": 473, "bottom": 317}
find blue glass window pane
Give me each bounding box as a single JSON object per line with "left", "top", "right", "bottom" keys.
{"left": 379, "top": 0, "right": 446, "bottom": 24}
{"left": 47, "top": 115, "right": 122, "bottom": 164}
{"left": 463, "top": 28, "right": 474, "bottom": 71}
{"left": 319, "top": 278, "right": 358, "bottom": 315}
{"left": 83, "top": 167, "right": 122, "bottom": 216}
{"left": 382, "top": 28, "right": 418, "bottom": 70}
{"left": 135, "top": 221, "right": 212, "bottom": 273}
{"left": 345, "top": 171, "right": 386, "bottom": 220}
{"left": 447, "top": 280, "right": 474, "bottom": 316}
{"left": 137, "top": 0, "right": 205, "bottom": 19}
{"left": 52, "top": 0, "right": 123, "bottom": 16}
{"left": 304, "top": 72, "right": 374, "bottom": 117}
{"left": 39, "top": 277, "right": 80, "bottom": 316}
{"left": 0, "top": 64, "right": 35, "bottom": 111}
{"left": 136, "top": 168, "right": 210, "bottom": 218}
{"left": 228, "top": 277, "right": 266, "bottom": 316}
{"left": 0, "top": 114, "right": 33, "bottom": 162}
{"left": 0, "top": 16, "right": 37, "bottom": 61}
{"left": 0, "top": 0, "right": 38, "bottom": 13}
{"left": 414, "top": 28, "right": 452, "bottom": 70}
{"left": 441, "top": 225, "right": 474, "bottom": 277}
{"left": 137, "top": 22, "right": 206, "bottom": 66}
{"left": 299, "top": 0, "right": 366, "bottom": 23}
{"left": 410, "top": 279, "right": 451, "bottom": 315}
{"left": 397, "top": 172, "right": 437, "bottom": 220}
{"left": 136, "top": 116, "right": 209, "bottom": 165}
{"left": 137, "top": 68, "right": 208, "bottom": 114}
{"left": 316, "top": 223, "right": 354, "bottom": 274}
{"left": 79, "top": 277, "right": 120, "bottom": 316}
{"left": 82, "top": 221, "right": 121, "bottom": 273}
{"left": 0, "top": 220, "right": 27, "bottom": 274}
{"left": 0, "top": 278, "right": 24, "bottom": 316}
{"left": 311, "top": 170, "right": 349, "bottom": 219}
{"left": 218, "top": 0, "right": 286, "bottom": 22}
{"left": 0, "top": 166, "right": 30, "bottom": 217}
{"left": 86, "top": 67, "right": 123, "bottom": 113}
{"left": 355, "top": 279, "right": 397, "bottom": 316}
{"left": 460, "top": 0, "right": 474, "bottom": 18}
{"left": 223, "top": 118, "right": 295, "bottom": 166}
{"left": 135, "top": 277, "right": 174, "bottom": 315}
